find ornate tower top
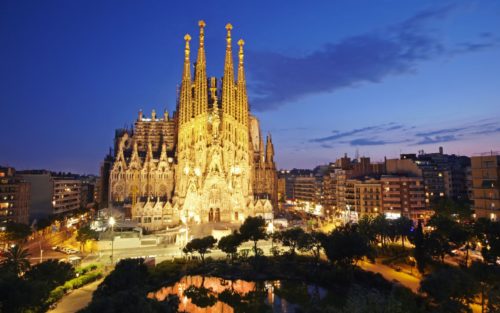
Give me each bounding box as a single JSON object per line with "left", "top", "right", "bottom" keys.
{"left": 238, "top": 39, "right": 244, "bottom": 65}
{"left": 180, "top": 34, "right": 192, "bottom": 124}
{"left": 198, "top": 20, "right": 206, "bottom": 46}
{"left": 184, "top": 34, "right": 191, "bottom": 59}
{"left": 236, "top": 38, "right": 248, "bottom": 125}
{"left": 195, "top": 20, "right": 208, "bottom": 116}
{"left": 222, "top": 23, "right": 235, "bottom": 117}
{"left": 225, "top": 23, "right": 233, "bottom": 45}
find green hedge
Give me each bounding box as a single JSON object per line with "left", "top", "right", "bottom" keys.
{"left": 76, "top": 263, "right": 101, "bottom": 276}
{"left": 46, "top": 271, "right": 103, "bottom": 306}
{"left": 63, "top": 271, "right": 102, "bottom": 290}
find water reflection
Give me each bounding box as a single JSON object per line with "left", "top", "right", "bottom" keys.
{"left": 149, "top": 275, "right": 326, "bottom": 313}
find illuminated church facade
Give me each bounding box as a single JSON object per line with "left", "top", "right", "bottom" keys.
{"left": 107, "top": 21, "right": 277, "bottom": 230}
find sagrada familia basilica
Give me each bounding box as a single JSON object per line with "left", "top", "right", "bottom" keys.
{"left": 105, "top": 21, "right": 277, "bottom": 231}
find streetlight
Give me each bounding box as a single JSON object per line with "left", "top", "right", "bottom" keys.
{"left": 109, "top": 217, "right": 116, "bottom": 264}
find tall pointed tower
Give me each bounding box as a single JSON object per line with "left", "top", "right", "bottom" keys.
{"left": 174, "top": 22, "right": 257, "bottom": 225}
{"left": 108, "top": 22, "right": 276, "bottom": 233}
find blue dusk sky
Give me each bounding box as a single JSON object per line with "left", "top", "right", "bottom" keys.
{"left": 1, "top": 0, "right": 500, "bottom": 174}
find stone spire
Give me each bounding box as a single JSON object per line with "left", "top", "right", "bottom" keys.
{"left": 237, "top": 39, "right": 248, "bottom": 125}
{"left": 129, "top": 141, "right": 142, "bottom": 169}
{"left": 222, "top": 23, "right": 235, "bottom": 117}
{"left": 115, "top": 138, "right": 127, "bottom": 169}
{"left": 146, "top": 141, "right": 153, "bottom": 161}
{"left": 195, "top": 20, "right": 208, "bottom": 116}
{"left": 210, "top": 77, "right": 221, "bottom": 139}
{"left": 179, "top": 34, "right": 192, "bottom": 125}
{"left": 159, "top": 142, "right": 168, "bottom": 161}
{"left": 259, "top": 135, "right": 265, "bottom": 163}
{"left": 266, "top": 134, "right": 274, "bottom": 163}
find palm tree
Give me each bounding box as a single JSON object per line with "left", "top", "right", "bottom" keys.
{"left": 394, "top": 216, "right": 413, "bottom": 248}
{"left": 1, "top": 245, "right": 31, "bottom": 276}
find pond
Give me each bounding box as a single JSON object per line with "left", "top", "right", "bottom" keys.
{"left": 148, "top": 275, "right": 331, "bottom": 313}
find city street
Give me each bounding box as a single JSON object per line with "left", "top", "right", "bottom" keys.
{"left": 23, "top": 229, "right": 78, "bottom": 264}
{"left": 86, "top": 240, "right": 277, "bottom": 264}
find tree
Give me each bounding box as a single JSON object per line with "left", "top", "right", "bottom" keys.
{"left": 469, "top": 262, "right": 500, "bottom": 313}
{"left": 426, "top": 214, "right": 468, "bottom": 263}
{"left": 425, "top": 231, "right": 451, "bottom": 264}
{"left": 76, "top": 225, "right": 99, "bottom": 251}
{"left": 218, "top": 233, "right": 242, "bottom": 261}
{"left": 372, "top": 214, "right": 389, "bottom": 247}
{"left": 273, "top": 227, "right": 305, "bottom": 256}
{"left": 1, "top": 222, "right": 32, "bottom": 242}
{"left": 394, "top": 216, "right": 413, "bottom": 248}
{"left": 433, "top": 197, "right": 473, "bottom": 221}
{"left": 420, "top": 267, "right": 478, "bottom": 313}
{"left": 474, "top": 218, "right": 500, "bottom": 265}
{"left": 25, "top": 259, "right": 75, "bottom": 287}
{"left": 411, "top": 221, "right": 427, "bottom": 274}
{"left": 183, "top": 236, "right": 217, "bottom": 264}
{"left": 94, "top": 258, "right": 150, "bottom": 298}
{"left": 0, "top": 245, "right": 31, "bottom": 276}
{"left": 322, "top": 225, "right": 372, "bottom": 267}
{"left": 0, "top": 270, "right": 34, "bottom": 313}
{"left": 357, "top": 215, "right": 377, "bottom": 244}
{"left": 239, "top": 216, "right": 267, "bottom": 257}
{"left": 298, "top": 231, "right": 326, "bottom": 262}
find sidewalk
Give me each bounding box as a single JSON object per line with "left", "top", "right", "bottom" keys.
{"left": 47, "top": 279, "right": 103, "bottom": 313}
{"left": 359, "top": 260, "right": 421, "bottom": 293}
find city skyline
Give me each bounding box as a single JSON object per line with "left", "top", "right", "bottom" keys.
{"left": 1, "top": 1, "right": 500, "bottom": 174}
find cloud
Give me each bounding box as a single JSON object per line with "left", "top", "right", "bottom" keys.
{"left": 471, "top": 127, "right": 500, "bottom": 135}
{"left": 310, "top": 126, "right": 381, "bottom": 143}
{"left": 416, "top": 135, "right": 458, "bottom": 145}
{"left": 415, "top": 127, "right": 467, "bottom": 137}
{"left": 348, "top": 138, "right": 410, "bottom": 146}
{"left": 308, "top": 117, "right": 500, "bottom": 149}
{"left": 310, "top": 123, "right": 405, "bottom": 143}
{"left": 247, "top": 5, "right": 498, "bottom": 111}
{"left": 387, "top": 125, "right": 404, "bottom": 131}
{"left": 349, "top": 138, "right": 395, "bottom": 146}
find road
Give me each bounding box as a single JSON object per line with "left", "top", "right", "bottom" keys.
{"left": 24, "top": 230, "right": 77, "bottom": 264}
{"left": 359, "top": 260, "right": 420, "bottom": 293}
{"left": 47, "top": 278, "right": 103, "bottom": 313}
{"left": 87, "top": 240, "right": 276, "bottom": 264}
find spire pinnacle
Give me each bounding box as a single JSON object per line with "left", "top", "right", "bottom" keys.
{"left": 236, "top": 38, "right": 248, "bottom": 125}
{"left": 198, "top": 20, "right": 206, "bottom": 47}
{"left": 180, "top": 33, "right": 193, "bottom": 125}
{"left": 225, "top": 23, "right": 233, "bottom": 46}
{"left": 238, "top": 39, "right": 244, "bottom": 65}
{"left": 195, "top": 21, "right": 208, "bottom": 116}
{"left": 222, "top": 23, "right": 235, "bottom": 117}
{"left": 184, "top": 34, "right": 191, "bottom": 60}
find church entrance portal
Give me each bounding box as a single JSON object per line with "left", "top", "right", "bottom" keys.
{"left": 208, "top": 208, "right": 221, "bottom": 222}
